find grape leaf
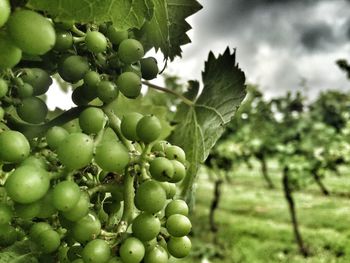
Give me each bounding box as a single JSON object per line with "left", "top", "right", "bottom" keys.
{"left": 136, "top": 0, "right": 202, "bottom": 60}
{"left": 0, "top": 240, "right": 38, "bottom": 263}
{"left": 169, "top": 48, "right": 246, "bottom": 200}
{"left": 27, "top": 0, "right": 154, "bottom": 30}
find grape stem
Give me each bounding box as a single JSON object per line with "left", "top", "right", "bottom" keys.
{"left": 71, "top": 25, "right": 86, "bottom": 37}
{"left": 142, "top": 81, "right": 194, "bottom": 106}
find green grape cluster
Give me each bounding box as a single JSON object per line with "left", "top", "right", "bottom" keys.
{"left": 0, "top": 2, "right": 192, "bottom": 263}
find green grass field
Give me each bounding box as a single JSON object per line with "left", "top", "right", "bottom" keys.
{"left": 171, "top": 161, "right": 350, "bottom": 263}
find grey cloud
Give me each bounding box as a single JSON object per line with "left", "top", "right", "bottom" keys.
{"left": 300, "top": 23, "right": 335, "bottom": 51}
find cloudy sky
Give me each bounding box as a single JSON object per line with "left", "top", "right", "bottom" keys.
{"left": 167, "top": 0, "right": 350, "bottom": 100}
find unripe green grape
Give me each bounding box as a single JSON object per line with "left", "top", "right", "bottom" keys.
{"left": 29, "top": 222, "right": 52, "bottom": 241}
{"left": 55, "top": 19, "right": 74, "bottom": 30}
{"left": 14, "top": 201, "right": 40, "bottom": 219}
{"left": 82, "top": 239, "right": 111, "bottom": 263}
{"left": 120, "top": 237, "right": 145, "bottom": 263}
{"left": 132, "top": 212, "right": 161, "bottom": 241}
{"left": 166, "top": 183, "right": 177, "bottom": 199}
{"left": 149, "top": 157, "right": 174, "bottom": 182}
{"left": 62, "top": 192, "right": 90, "bottom": 221}
{"left": 0, "top": 224, "right": 17, "bottom": 246}
{"left": 84, "top": 71, "right": 100, "bottom": 88}
{"left": 0, "top": 203, "right": 12, "bottom": 225}
{"left": 0, "top": 78, "right": 8, "bottom": 98}
{"left": 17, "top": 83, "right": 34, "bottom": 98}
{"left": 5, "top": 165, "right": 50, "bottom": 204}
{"left": 165, "top": 145, "right": 186, "bottom": 164}
{"left": 21, "top": 68, "right": 53, "bottom": 96}
{"left": 95, "top": 140, "right": 129, "bottom": 172}
{"left": 151, "top": 141, "right": 170, "bottom": 153}
{"left": 57, "top": 133, "right": 94, "bottom": 170}
{"left": 0, "top": 0, "right": 10, "bottom": 28}
{"left": 0, "top": 107, "right": 4, "bottom": 120}
{"left": 36, "top": 189, "right": 57, "bottom": 218}
{"left": 135, "top": 180, "right": 166, "bottom": 213}
{"left": 165, "top": 200, "right": 189, "bottom": 217}
{"left": 117, "top": 72, "right": 142, "bottom": 99}
{"left": 72, "top": 212, "right": 101, "bottom": 243}
{"left": 20, "top": 156, "right": 47, "bottom": 170}
{"left": 136, "top": 115, "right": 162, "bottom": 144}
{"left": 85, "top": 31, "right": 107, "bottom": 53}
{"left": 7, "top": 10, "right": 56, "bottom": 55}
{"left": 58, "top": 55, "right": 90, "bottom": 83}
{"left": 16, "top": 96, "right": 48, "bottom": 124}
{"left": 169, "top": 160, "right": 186, "bottom": 183}
{"left": 71, "top": 85, "right": 91, "bottom": 106}
{"left": 46, "top": 126, "right": 69, "bottom": 150}
{"left": 106, "top": 26, "right": 128, "bottom": 45}
{"left": 166, "top": 214, "right": 191, "bottom": 237}
{"left": 167, "top": 236, "right": 191, "bottom": 258}
{"left": 37, "top": 229, "right": 61, "bottom": 253}
{"left": 79, "top": 107, "right": 106, "bottom": 134}
{"left": 0, "top": 32, "right": 22, "bottom": 69}
{"left": 140, "top": 57, "right": 159, "bottom": 80}
{"left": 52, "top": 181, "right": 81, "bottom": 212}
{"left": 108, "top": 257, "right": 123, "bottom": 263}
{"left": 120, "top": 112, "right": 143, "bottom": 141}
{"left": 102, "top": 196, "right": 121, "bottom": 215}
{"left": 54, "top": 29, "right": 73, "bottom": 51}
{"left": 118, "top": 39, "right": 144, "bottom": 64}
{"left": 62, "top": 119, "right": 82, "bottom": 133}
{"left": 144, "top": 245, "right": 168, "bottom": 263}
{"left": 97, "top": 80, "right": 119, "bottom": 103}
{"left": 0, "top": 130, "right": 30, "bottom": 163}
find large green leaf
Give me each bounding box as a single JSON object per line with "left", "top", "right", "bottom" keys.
{"left": 137, "top": 0, "right": 202, "bottom": 60}
{"left": 27, "top": 0, "right": 154, "bottom": 30}
{"left": 0, "top": 240, "right": 38, "bottom": 263}
{"left": 169, "top": 48, "right": 246, "bottom": 200}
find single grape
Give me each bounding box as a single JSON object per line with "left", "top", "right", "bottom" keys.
{"left": 166, "top": 214, "right": 191, "bottom": 237}
{"left": 14, "top": 201, "right": 40, "bottom": 219}
{"left": 0, "top": 130, "right": 30, "bottom": 163}
{"left": 140, "top": 57, "right": 159, "bottom": 80}
{"left": 169, "top": 160, "right": 186, "bottom": 183}
{"left": 102, "top": 196, "right": 121, "bottom": 215}
{"left": 55, "top": 19, "right": 74, "bottom": 30}
{"left": 165, "top": 145, "right": 186, "bottom": 164}
{"left": 167, "top": 236, "right": 191, "bottom": 258}
{"left": 57, "top": 133, "right": 94, "bottom": 170}
{"left": 17, "top": 83, "right": 34, "bottom": 98}
{"left": 135, "top": 180, "right": 166, "bottom": 213}
{"left": 108, "top": 257, "right": 123, "bottom": 263}
{"left": 106, "top": 26, "right": 128, "bottom": 45}
{"left": 5, "top": 165, "right": 50, "bottom": 204}
{"left": 37, "top": 229, "right": 61, "bottom": 253}
{"left": 71, "top": 85, "right": 91, "bottom": 106}
{"left": 167, "top": 183, "right": 177, "bottom": 199}
{"left": 7, "top": 10, "right": 56, "bottom": 55}
{"left": 132, "top": 212, "right": 161, "bottom": 241}
{"left": 82, "top": 239, "right": 111, "bottom": 263}
{"left": 117, "top": 72, "right": 142, "bottom": 99}
{"left": 0, "top": 203, "right": 12, "bottom": 225}
{"left": 120, "top": 112, "right": 143, "bottom": 141}
{"left": 16, "top": 96, "right": 48, "bottom": 124}
{"left": 46, "top": 126, "right": 69, "bottom": 150}
{"left": 136, "top": 115, "right": 162, "bottom": 144}
{"left": 144, "top": 245, "right": 168, "bottom": 263}
{"left": 20, "top": 156, "right": 47, "bottom": 170}
{"left": 0, "top": 78, "right": 8, "bottom": 98}
{"left": 118, "top": 39, "right": 144, "bottom": 64}
{"left": 84, "top": 71, "right": 100, "bottom": 88}
{"left": 97, "top": 80, "right": 119, "bottom": 103}
{"left": 52, "top": 181, "right": 81, "bottom": 212}
{"left": 85, "top": 31, "right": 107, "bottom": 53}
{"left": 0, "top": 0, "right": 10, "bottom": 27}
{"left": 79, "top": 107, "right": 106, "bottom": 134}
{"left": 149, "top": 157, "right": 174, "bottom": 182}
{"left": 72, "top": 212, "right": 101, "bottom": 243}
{"left": 62, "top": 192, "right": 90, "bottom": 221}
{"left": 29, "top": 222, "right": 52, "bottom": 241}
{"left": 95, "top": 140, "right": 130, "bottom": 172}
{"left": 151, "top": 141, "right": 170, "bottom": 153}
{"left": 58, "top": 55, "right": 90, "bottom": 83}
{"left": 21, "top": 68, "right": 53, "bottom": 96}
{"left": 0, "top": 32, "right": 22, "bottom": 69}
{"left": 165, "top": 200, "right": 189, "bottom": 217}
{"left": 0, "top": 224, "right": 17, "bottom": 246}
{"left": 62, "top": 119, "right": 82, "bottom": 133}
{"left": 119, "top": 237, "right": 145, "bottom": 263}
{"left": 54, "top": 29, "right": 73, "bottom": 51}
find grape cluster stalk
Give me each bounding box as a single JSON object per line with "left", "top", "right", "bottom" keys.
{"left": 0, "top": 2, "right": 193, "bottom": 262}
